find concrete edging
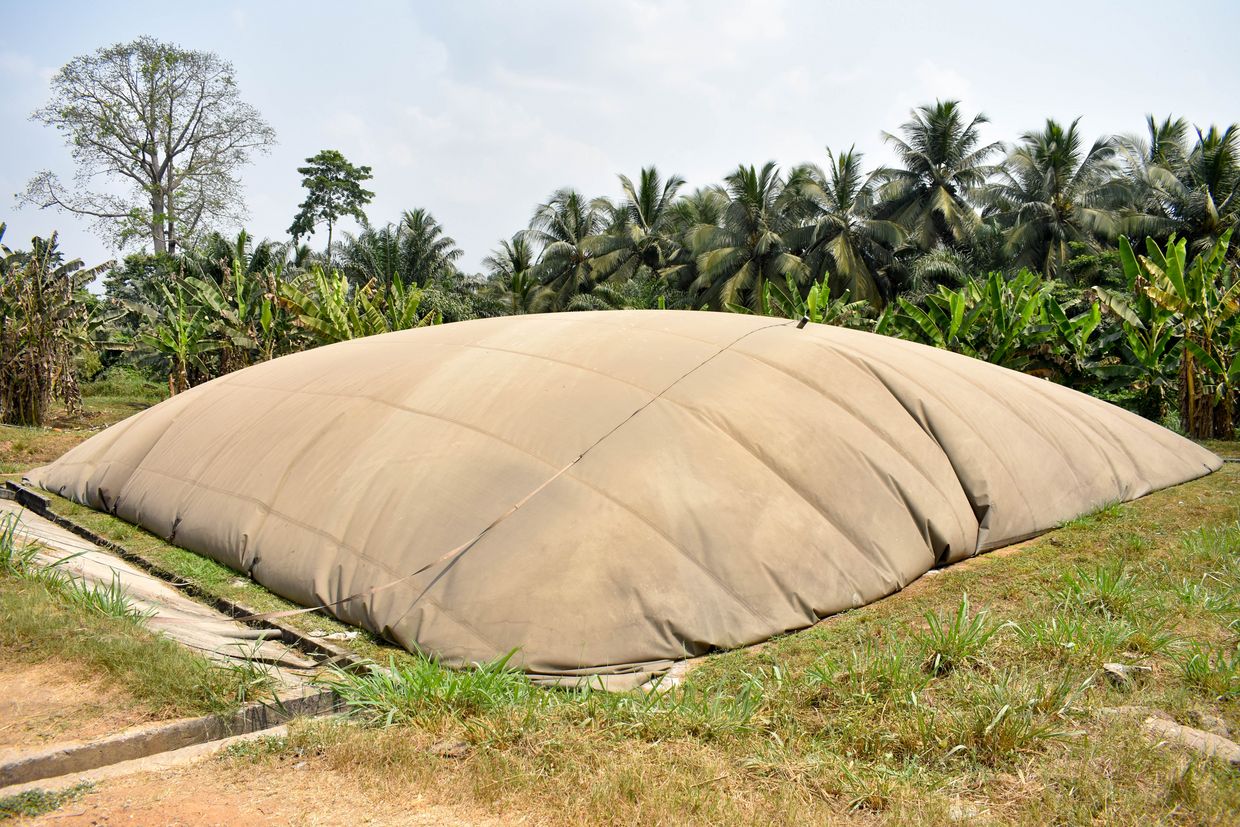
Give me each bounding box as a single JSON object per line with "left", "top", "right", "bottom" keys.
{"left": 0, "top": 687, "right": 337, "bottom": 788}
{"left": 2, "top": 481, "right": 363, "bottom": 667}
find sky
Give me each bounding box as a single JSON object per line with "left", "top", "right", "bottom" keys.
{"left": 2, "top": 0, "right": 1238, "bottom": 277}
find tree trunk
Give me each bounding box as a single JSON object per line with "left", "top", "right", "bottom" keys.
{"left": 1179, "top": 346, "right": 1232, "bottom": 439}
{"left": 326, "top": 219, "right": 334, "bottom": 271}
{"left": 165, "top": 183, "right": 177, "bottom": 255}
{"left": 151, "top": 187, "right": 167, "bottom": 254}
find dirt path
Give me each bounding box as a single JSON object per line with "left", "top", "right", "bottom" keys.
{"left": 21, "top": 757, "right": 503, "bottom": 826}
{"left": 0, "top": 661, "right": 163, "bottom": 754}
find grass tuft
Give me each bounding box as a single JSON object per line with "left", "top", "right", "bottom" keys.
{"left": 1054, "top": 560, "right": 1140, "bottom": 618}
{"left": 914, "top": 593, "right": 1004, "bottom": 675}
{"left": 1178, "top": 644, "right": 1240, "bottom": 700}
{"left": 318, "top": 651, "right": 535, "bottom": 726}
{"left": 807, "top": 640, "right": 930, "bottom": 707}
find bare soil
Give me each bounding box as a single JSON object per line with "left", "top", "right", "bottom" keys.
{"left": 20, "top": 758, "right": 502, "bottom": 826}
{"left": 0, "top": 661, "right": 163, "bottom": 754}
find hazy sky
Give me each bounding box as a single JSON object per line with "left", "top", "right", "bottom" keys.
{"left": 3, "top": 0, "right": 1238, "bottom": 275}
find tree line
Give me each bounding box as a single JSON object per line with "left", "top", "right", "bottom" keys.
{"left": 4, "top": 37, "right": 1238, "bottom": 442}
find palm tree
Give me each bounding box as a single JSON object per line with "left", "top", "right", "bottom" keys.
{"left": 482, "top": 232, "right": 541, "bottom": 314}
{"left": 688, "top": 162, "right": 807, "bottom": 311}
{"left": 394, "top": 208, "right": 463, "bottom": 286}
{"left": 337, "top": 223, "right": 403, "bottom": 285}
{"left": 529, "top": 188, "right": 605, "bottom": 309}
{"left": 1120, "top": 117, "right": 1240, "bottom": 261}
{"left": 590, "top": 166, "right": 686, "bottom": 286}
{"left": 189, "top": 230, "right": 279, "bottom": 285}
{"left": 982, "top": 119, "right": 1126, "bottom": 277}
{"left": 784, "top": 147, "right": 904, "bottom": 304}
{"left": 337, "top": 208, "right": 463, "bottom": 287}
{"left": 876, "top": 100, "right": 1002, "bottom": 250}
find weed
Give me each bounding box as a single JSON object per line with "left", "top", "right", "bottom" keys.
{"left": 0, "top": 577, "right": 255, "bottom": 717}
{"left": 1181, "top": 522, "right": 1240, "bottom": 570}
{"left": 59, "top": 571, "right": 153, "bottom": 622}
{"left": 318, "top": 651, "right": 536, "bottom": 726}
{"left": 574, "top": 677, "right": 765, "bottom": 740}
{"left": 1178, "top": 644, "right": 1240, "bottom": 699}
{"left": 927, "top": 674, "right": 1079, "bottom": 767}
{"left": 914, "top": 593, "right": 1004, "bottom": 675}
{"left": 807, "top": 640, "right": 930, "bottom": 707}
{"left": 1054, "top": 560, "right": 1140, "bottom": 618}
{"left": 1059, "top": 501, "right": 1123, "bottom": 530}
{"left": 0, "top": 511, "right": 39, "bottom": 575}
{"left": 218, "top": 641, "right": 280, "bottom": 705}
{"left": 1124, "top": 618, "right": 1179, "bottom": 657}
{"left": 0, "top": 783, "right": 92, "bottom": 819}
{"left": 223, "top": 734, "right": 288, "bottom": 760}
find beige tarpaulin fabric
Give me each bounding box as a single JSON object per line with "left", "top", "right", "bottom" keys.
{"left": 26, "top": 311, "right": 1220, "bottom": 682}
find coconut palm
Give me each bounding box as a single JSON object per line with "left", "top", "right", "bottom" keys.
{"left": 688, "top": 162, "right": 807, "bottom": 311}
{"left": 982, "top": 119, "right": 1127, "bottom": 277}
{"left": 482, "top": 232, "right": 541, "bottom": 314}
{"left": 784, "top": 147, "right": 904, "bottom": 304}
{"left": 590, "top": 166, "right": 686, "bottom": 286}
{"left": 529, "top": 188, "right": 606, "bottom": 309}
{"left": 337, "top": 208, "right": 463, "bottom": 287}
{"left": 392, "top": 208, "right": 463, "bottom": 286}
{"left": 1120, "top": 117, "right": 1240, "bottom": 261}
{"left": 188, "top": 230, "right": 280, "bottom": 286}
{"left": 337, "top": 223, "right": 403, "bottom": 285}
{"left": 876, "top": 100, "right": 1002, "bottom": 250}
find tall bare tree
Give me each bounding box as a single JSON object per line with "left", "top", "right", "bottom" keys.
{"left": 20, "top": 36, "right": 276, "bottom": 254}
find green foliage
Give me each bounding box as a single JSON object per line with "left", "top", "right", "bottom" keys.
{"left": 914, "top": 593, "right": 1004, "bottom": 675}
{"left": 0, "top": 512, "right": 40, "bottom": 576}
{"left": 288, "top": 149, "right": 375, "bottom": 264}
{"left": 11, "top": 94, "right": 1240, "bottom": 432}
{"left": 135, "top": 282, "right": 218, "bottom": 394}
{"left": 0, "top": 226, "right": 111, "bottom": 424}
{"left": 1112, "top": 231, "right": 1240, "bottom": 437}
{"left": 688, "top": 162, "right": 808, "bottom": 311}
{"left": 0, "top": 783, "right": 93, "bottom": 820}
{"left": 1178, "top": 645, "right": 1240, "bottom": 699}
{"left": 875, "top": 100, "right": 1002, "bottom": 250}
{"left": 877, "top": 270, "right": 1100, "bottom": 380}
{"left": 807, "top": 640, "right": 931, "bottom": 707}
{"left": 1053, "top": 560, "right": 1140, "bottom": 619}
{"left": 318, "top": 651, "right": 537, "bottom": 725}
{"left": 982, "top": 119, "right": 1124, "bottom": 277}
{"left": 921, "top": 672, "right": 1082, "bottom": 767}
{"left": 738, "top": 272, "right": 874, "bottom": 329}
{"left": 784, "top": 148, "right": 903, "bottom": 304}
{"left": 278, "top": 266, "right": 439, "bottom": 344}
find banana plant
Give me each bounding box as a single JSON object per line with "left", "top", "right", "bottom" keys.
{"left": 1094, "top": 239, "right": 1182, "bottom": 419}
{"left": 187, "top": 257, "right": 291, "bottom": 367}
{"left": 137, "top": 282, "right": 218, "bottom": 394}
{"left": 730, "top": 272, "right": 873, "bottom": 328}
{"left": 279, "top": 267, "right": 439, "bottom": 345}
{"left": 1043, "top": 297, "right": 1103, "bottom": 380}
{"left": 0, "top": 226, "right": 111, "bottom": 424}
{"left": 1118, "top": 230, "right": 1240, "bottom": 438}
{"left": 878, "top": 270, "right": 1057, "bottom": 371}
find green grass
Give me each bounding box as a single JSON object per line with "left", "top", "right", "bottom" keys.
{"left": 0, "top": 512, "right": 264, "bottom": 719}
{"left": 222, "top": 462, "right": 1240, "bottom": 826}
{"left": 912, "top": 593, "right": 1004, "bottom": 675}
{"left": 0, "top": 783, "right": 92, "bottom": 820}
